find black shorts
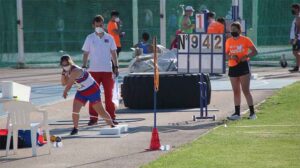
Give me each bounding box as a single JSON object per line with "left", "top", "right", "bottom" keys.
{"left": 228, "top": 61, "right": 250, "bottom": 77}
{"left": 293, "top": 40, "right": 300, "bottom": 51}
{"left": 292, "top": 39, "right": 300, "bottom": 51}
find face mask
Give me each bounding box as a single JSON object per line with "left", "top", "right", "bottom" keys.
{"left": 63, "top": 65, "right": 71, "bottom": 71}
{"left": 231, "top": 32, "right": 239, "bottom": 37}
{"left": 115, "top": 17, "right": 120, "bottom": 22}
{"left": 292, "top": 10, "right": 296, "bottom": 15}
{"left": 95, "top": 27, "right": 104, "bottom": 34}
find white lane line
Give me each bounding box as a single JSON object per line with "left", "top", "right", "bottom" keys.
{"left": 243, "top": 132, "right": 300, "bottom": 134}
{"left": 232, "top": 125, "right": 300, "bottom": 128}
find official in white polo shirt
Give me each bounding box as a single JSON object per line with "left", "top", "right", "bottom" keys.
{"left": 82, "top": 15, "right": 119, "bottom": 126}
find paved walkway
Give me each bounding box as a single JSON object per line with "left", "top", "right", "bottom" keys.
{"left": 0, "top": 67, "right": 299, "bottom": 168}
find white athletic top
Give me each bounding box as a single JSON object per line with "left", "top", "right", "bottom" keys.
{"left": 68, "top": 65, "right": 96, "bottom": 91}
{"left": 82, "top": 32, "right": 117, "bottom": 72}
{"left": 75, "top": 70, "right": 95, "bottom": 91}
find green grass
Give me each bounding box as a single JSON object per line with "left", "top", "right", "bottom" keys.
{"left": 142, "top": 82, "right": 300, "bottom": 168}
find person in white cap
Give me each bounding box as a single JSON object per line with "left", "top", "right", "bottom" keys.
{"left": 178, "top": 5, "right": 195, "bottom": 33}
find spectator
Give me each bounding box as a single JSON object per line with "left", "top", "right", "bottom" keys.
{"left": 82, "top": 15, "right": 119, "bottom": 126}
{"left": 168, "top": 8, "right": 178, "bottom": 41}
{"left": 60, "top": 55, "right": 115, "bottom": 135}
{"left": 217, "top": 17, "right": 226, "bottom": 27}
{"left": 144, "top": 9, "right": 153, "bottom": 27}
{"left": 178, "top": 6, "right": 195, "bottom": 33}
{"left": 207, "top": 12, "right": 225, "bottom": 34}
{"left": 107, "top": 10, "right": 123, "bottom": 56}
{"left": 225, "top": 22, "right": 258, "bottom": 120}
{"left": 170, "top": 29, "right": 182, "bottom": 50}
{"left": 133, "top": 32, "right": 153, "bottom": 54}
{"left": 289, "top": 3, "right": 300, "bottom": 72}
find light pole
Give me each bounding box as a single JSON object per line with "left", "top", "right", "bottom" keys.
{"left": 16, "top": 0, "right": 25, "bottom": 68}
{"left": 160, "top": 0, "right": 166, "bottom": 46}
{"left": 132, "top": 0, "right": 138, "bottom": 45}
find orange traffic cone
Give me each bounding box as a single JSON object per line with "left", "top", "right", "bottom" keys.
{"left": 149, "top": 128, "right": 161, "bottom": 150}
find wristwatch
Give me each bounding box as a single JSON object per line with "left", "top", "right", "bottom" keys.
{"left": 114, "top": 65, "right": 119, "bottom": 68}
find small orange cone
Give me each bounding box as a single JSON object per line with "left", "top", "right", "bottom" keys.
{"left": 149, "top": 128, "right": 161, "bottom": 150}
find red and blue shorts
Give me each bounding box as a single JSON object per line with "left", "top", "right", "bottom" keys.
{"left": 74, "top": 83, "right": 101, "bottom": 105}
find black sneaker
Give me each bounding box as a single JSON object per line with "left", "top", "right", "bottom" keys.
{"left": 112, "top": 119, "right": 119, "bottom": 125}
{"left": 87, "top": 120, "right": 98, "bottom": 126}
{"left": 70, "top": 128, "right": 78, "bottom": 135}
{"left": 289, "top": 66, "right": 299, "bottom": 72}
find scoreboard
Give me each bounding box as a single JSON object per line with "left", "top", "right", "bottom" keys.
{"left": 176, "top": 11, "right": 246, "bottom": 74}
{"left": 177, "top": 33, "right": 226, "bottom": 74}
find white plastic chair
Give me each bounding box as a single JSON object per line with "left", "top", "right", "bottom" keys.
{"left": 3, "top": 100, "right": 51, "bottom": 157}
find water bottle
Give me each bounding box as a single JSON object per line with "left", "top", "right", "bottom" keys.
{"left": 160, "top": 145, "right": 165, "bottom": 151}
{"left": 165, "top": 145, "right": 170, "bottom": 151}
{"left": 51, "top": 135, "right": 63, "bottom": 148}
{"left": 53, "top": 141, "right": 63, "bottom": 148}
{"left": 160, "top": 145, "right": 171, "bottom": 151}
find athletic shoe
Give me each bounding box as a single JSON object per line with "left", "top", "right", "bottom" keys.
{"left": 70, "top": 128, "right": 78, "bottom": 135}
{"left": 112, "top": 119, "right": 119, "bottom": 125}
{"left": 88, "top": 120, "right": 98, "bottom": 126}
{"left": 288, "top": 66, "right": 299, "bottom": 72}
{"left": 227, "top": 114, "right": 241, "bottom": 120}
{"left": 248, "top": 113, "right": 257, "bottom": 120}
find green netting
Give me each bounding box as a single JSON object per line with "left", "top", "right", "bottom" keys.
{"left": 260, "top": 0, "right": 295, "bottom": 46}
{"left": 243, "top": 0, "right": 297, "bottom": 63}
{"left": 0, "top": 0, "right": 298, "bottom": 67}
{"left": 0, "top": 0, "right": 18, "bottom": 66}
{"left": 22, "top": 0, "right": 133, "bottom": 52}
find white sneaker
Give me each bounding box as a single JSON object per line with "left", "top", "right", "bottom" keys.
{"left": 248, "top": 114, "right": 257, "bottom": 120}
{"left": 227, "top": 114, "right": 241, "bottom": 120}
